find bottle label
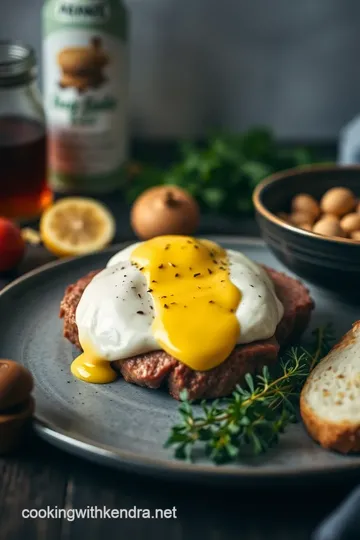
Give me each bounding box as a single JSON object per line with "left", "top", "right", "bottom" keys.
{"left": 43, "top": 0, "right": 128, "bottom": 192}
{"left": 54, "top": 0, "right": 110, "bottom": 24}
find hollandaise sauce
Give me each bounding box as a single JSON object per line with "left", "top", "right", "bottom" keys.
{"left": 71, "top": 341, "right": 117, "bottom": 383}
{"left": 131, "top": 236, "right": 241, "bottom": 371}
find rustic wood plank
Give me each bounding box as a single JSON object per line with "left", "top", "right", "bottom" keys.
{"left": 0, "top": 433, "right": 67, "bottom": 540}
{"left": 52, "top": 448, "right": 356, "bottom": 540}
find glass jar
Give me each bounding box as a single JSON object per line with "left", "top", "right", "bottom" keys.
{"left": 0, "top": 41, "right": 52, "bottom": 222}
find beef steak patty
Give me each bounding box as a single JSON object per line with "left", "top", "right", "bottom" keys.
{"left": 59, "top": 267, "right": 314, "bottom": 400}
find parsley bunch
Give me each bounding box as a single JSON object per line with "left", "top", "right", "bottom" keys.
{"left": 127, "top": 128, "right": 315, "bottom": 215}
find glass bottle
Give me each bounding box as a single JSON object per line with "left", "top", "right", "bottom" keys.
{"left": 42, "top": 0, "right": 129, "bottom": 194}
{"left": 0, "top": 41, "right": 52, "bottom": 221}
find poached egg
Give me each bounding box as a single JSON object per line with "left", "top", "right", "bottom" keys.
{"left": 71, "top": 236, "right": 284, "bottom": 383}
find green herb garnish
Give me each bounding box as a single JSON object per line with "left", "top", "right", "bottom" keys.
{"left": 165, "top": 324, "right": 335, "bottom": 464}
{"left": 127, "top": 127, "right": 317, "bottom": 215}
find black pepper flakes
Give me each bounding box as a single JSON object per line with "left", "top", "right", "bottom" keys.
{"left": 171, "top": 302, "right": 176, "bottom": 305}
{"left": 209, "top": 300, "right": 214, "bottom": 304}
{"left": 152, "top": 280, "right": 157, "bottom": 283}
{"left": 208, "top": 268, "right": 213, "bottom": 274}
{"left": 164, "top": 304, "right": 169, "bottom": 309}
{"left": 169, "top": 262, "right": 176, "bottom": 267}
{"left": 250, "top": 284, "right": 254, "bottom": 288}
{"left": 194, "top": 273, "right": 201, "bottom": 277}
{"left": 175, "top": 273, "right": 180, "bottom": 278}
{"left": 147, "top": 288, "right": 153, "bottom": 293}
{"left": 158, "top": 264, "right": 164, "bottom": 269}
{"left": 138, "top": 293, "right": 142, "bottom": 298}
{"left": 137, "top": 310, "right": 145, "bottom": 315}
{"left": 161, "top": 295, "right": 167, "bottom": 299}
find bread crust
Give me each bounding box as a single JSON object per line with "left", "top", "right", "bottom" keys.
{"left": 300, "top": 321, "right": 360, "bottom": 454}
{"left": 300, "top": 394, "right": 360, "bottom": 453}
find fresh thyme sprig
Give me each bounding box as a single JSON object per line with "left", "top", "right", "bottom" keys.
{"left": 165, "top": 324, "right": 335, "bottom": 464}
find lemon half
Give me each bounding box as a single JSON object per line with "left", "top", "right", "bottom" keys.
{"left": 40, "top": 197, "right": 116, "bottom": 257}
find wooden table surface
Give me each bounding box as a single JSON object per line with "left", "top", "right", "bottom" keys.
{"left": 0, "top": 213, "right": 356, "bottom": 540}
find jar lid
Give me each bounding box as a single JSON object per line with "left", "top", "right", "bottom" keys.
{"left": 0, "top": 41, "right": 37, "bottom": 87}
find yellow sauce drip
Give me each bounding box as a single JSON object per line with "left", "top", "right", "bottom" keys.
{"left": 71, "top": 343, "right": 117, "bottom": 384}
{"left": 131, "top": 236, "right": 241, "bottom": 371}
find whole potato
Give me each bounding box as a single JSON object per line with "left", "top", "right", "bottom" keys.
{"left": 312, "top": 218, "right": 345, "bottom": 238}
{"left": 290, "top": 211, "right": 316, "bottom": 226}
{"left": 320, "top": 187, "right": 356, "bottom": 216}
{"left": 291, "top": 194, "right": 320, "bottom": 218}
{"left": 340, "top": 213, "right": 360, "bottom": 234}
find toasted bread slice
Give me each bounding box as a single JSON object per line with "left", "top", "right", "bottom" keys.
{"left": 300, "top": 321, "right": 360, "bottom": 453}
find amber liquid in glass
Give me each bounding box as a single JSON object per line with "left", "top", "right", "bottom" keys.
{"left": 0, "top": 116, "right": 52, "bottom": 221}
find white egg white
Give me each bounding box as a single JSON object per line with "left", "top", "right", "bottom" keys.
{"left": 75, "top": 243, "right": 284, "bottom": 361}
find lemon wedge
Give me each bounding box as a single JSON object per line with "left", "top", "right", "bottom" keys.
{"left": 40, "top": 197, "right": 116, "bottom": 257}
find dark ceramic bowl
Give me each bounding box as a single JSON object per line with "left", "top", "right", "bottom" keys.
{"left": 253, "top": 165, "right": 360, "bottom": 297}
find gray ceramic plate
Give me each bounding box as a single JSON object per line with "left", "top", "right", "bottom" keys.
{"left": 1, "top": 236, "right": 360, "bottom": 485}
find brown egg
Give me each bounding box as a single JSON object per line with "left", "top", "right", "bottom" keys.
{"left": 340, "top": 213, "right": 360, "bottom": 234}
{"left": 312, "top": 218, "right": 345, "bottom": 238}
{"left": 291, "top": 194, "right": 320, "bottom": 218}
{"left": 130, "top": 186, "right": 200, "bottom": 240}
{"left": 0, "top": 359, "right": 33, "bottom": 411}
{"left": 289, "top": 211, "right": 316, "bottom": 226}
{"left": 351, "top": 231, "right": 360, "bottom": 242}
{"left": 320, "top": 187, "right": 356, "bottom": 216}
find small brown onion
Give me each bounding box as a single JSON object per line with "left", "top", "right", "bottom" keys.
{"left": 320, "top": 187, "right": 356, "bottom": 216}
{"left": 312, "top": 218, "right": 345, "bottom": 238}
{"left": 277, "top": 212, "right": 289, "bottom": 222}
{"left": 299, "top": 223, "right": 312, "bottom": 231}
{"left": 130, "top": 186, "right": 200, "bottom": 240}
{"left": 351, "top": 230, "right": 360, "bottom": 241}
{"left": 291, "top": 194, "right": 320, "bottom": 219}
{"left": 290, "top": 211, "right": 316, "bottom": 226}
{"left": 321, "top": 213, "right": 340, "bottom": 223}
{"left": 340, "top": 213, "right": 360, "bottom": 234}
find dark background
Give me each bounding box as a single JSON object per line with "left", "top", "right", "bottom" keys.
{"left": 3, "top": 0, "right": 360, "bottom": 142}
